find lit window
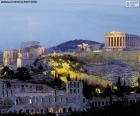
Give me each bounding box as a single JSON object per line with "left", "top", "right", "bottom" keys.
{"left": 29, "top": 98, "right": 32, "bottom": 104}
{"left": 58, "top": 108, "right": 63, "bottom": 113}
{"left": 49, "top": 108, "right": 54, "bottom": 113}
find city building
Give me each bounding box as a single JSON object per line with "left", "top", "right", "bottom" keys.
{"left": 105, "top": 31, "right": 140, "bottom": 51}
{"left": 16, "top": 49, "right": 22, "bottom": 68}
{"left": 91, "top": 94, "right": 140, "bottom": 108}
{"left": 1, "top": 79, "right": 140, "bottom": 114}
{"left": 3, "top": 50, "right": 17, "bottom": 68}
{"left": 0, "top": 80, "right": 87, "bottom": 114}
{"left": 77, "top": 43, "right": 90, "bottom": 51}
{"left": 19, "top": 41, "right": 45, "bottom": 67}
{"left": 2, "top": 41, "right": 45, "bottom": 69}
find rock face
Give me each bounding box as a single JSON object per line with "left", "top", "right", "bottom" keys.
{"left": 48, "top": 40, "right": 104, "bottom": 53}
{"left": 84, "top": 64, "right": 140, "bottom": 85}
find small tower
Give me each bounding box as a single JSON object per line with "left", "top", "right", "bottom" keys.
{"left": 17, "top": 49, "right": 22, "bottom": 68}
{"left": 66, "top": 80, "right": 83, "bottom": 95}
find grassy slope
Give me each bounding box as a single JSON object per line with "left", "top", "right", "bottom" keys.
{"left": 47, "top": 51, "right": 140, "bottom": 87}
{"left": 76, "top": 51, "right": 140, "bottom": 66}
{"left": 47, "top": 53, "right": 111, "bottom": 87}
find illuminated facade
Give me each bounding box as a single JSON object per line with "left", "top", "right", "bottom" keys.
{"left": 1, "top": 79, "right": 140, "bottom": 114}
{"left": 2, "top": 41, "right": 45, "bottom": 68}
{"left": 3, "top": 50, "right": 17, "bottom": 67}
{"left": 77, "top": 43, "right": 90, "bottom": 51}
{"left": 20, "top": 41, "right": 45, "bottom": 67}
{"left": 0, "top": 80, "right": 86, "bottom": 114}
{"left": 105, "top": 31, "right": 140, "bottom": 51}
{"left": 16, "top": 49, "right": 22, "bottom": 68}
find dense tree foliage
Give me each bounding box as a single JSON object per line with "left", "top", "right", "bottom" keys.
{"left": 69, "top": 101, "right": 140, "bottom": 116}
{"left": 46, "top": 72, "right": 65, "bottom": 89}
{"left": 1, "top": 66, "right": 15, "bottom": 79}
{"left": 16, "top": 67, "right": 31, "bottom": 81}
{"left": 136, "top": 78, "right": 140, "bottom": 93}
{"left": 83, "top": 80, "right": 94, "bottom": 99}
{"left": 38, "top": 65, "right": 43, "bottom": 72}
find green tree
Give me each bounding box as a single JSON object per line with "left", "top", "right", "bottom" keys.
{"left": 116, "top": 77, "right": 124, "bottom": 97}
{"left": 103, "top": 84, "right": 112, "bottom": 97}
{"left": 136, "top": 78, "right": 140, "bottom": 93}
{"left": 67, "top": 73, "right": 71, "bottom": 81}
{"left": 38, "top": 65, "right": 43, "bottom": 72}
{"left": 16, "top": 67, "right": 31, "bottom": 81}
{"left": 83, "top": 80, "right": 94, "bottom": 99}
{"left": 1, "top": 66, "right": 15, "bottom": 79}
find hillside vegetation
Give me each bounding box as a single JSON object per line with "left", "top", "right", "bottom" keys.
{"left": 46, "top": 50, "right": 140, "bottom": 86}
{"left": 45, "top": 53, "right": 111, "bottom": 87}
{"left": 76, "top": 51, "right": 140, "bottom": 66}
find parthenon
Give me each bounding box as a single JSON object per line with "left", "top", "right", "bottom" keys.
{"left": 105, "top": 31, "right": 140, "bottom": 51}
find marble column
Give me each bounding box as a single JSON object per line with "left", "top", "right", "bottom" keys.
{"left": 113, "top": 37, "right": 115, "bottom": 47}
{"left": 108, "top": 37, "right": 110, "bottom": 47}
{"left": 122, "top": 37, "right": 124, "bottom": 47}
{"left": 118, "top": 37, "right": 120, "bottom": 47}
{"left": 112, "top": 37, "right": 113, "bottom": 47}
{"left": 114, "top": 37, "right": 115, "bottom": 47}
{"left": 110, "top": 37, "right": 112, "bottom": 47}
{"left": 124, "top": 37, "right": 126, "bottom": 48}
{"left": 105, "top": 37, "right": 107, "bottom": 47}
{"left": 116, "top": 37, "right": 118, "bottom": 47}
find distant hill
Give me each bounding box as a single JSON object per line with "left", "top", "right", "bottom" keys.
{"left": 48, "top": 40, "right": 104, "bottom": 53}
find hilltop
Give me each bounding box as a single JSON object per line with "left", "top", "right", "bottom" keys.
{"left": 48, "top": 39, "right": 104, "bottom": 53}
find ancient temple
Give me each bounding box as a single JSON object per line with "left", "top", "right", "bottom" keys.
{"left": 105, "top": 31, "right": 140, "bottom": 51}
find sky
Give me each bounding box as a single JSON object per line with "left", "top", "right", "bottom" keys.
{"left": 0, "top": 0, "right": 140, "bottom": 50}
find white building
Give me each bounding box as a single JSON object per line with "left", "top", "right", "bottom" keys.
{"left": 3, "top": 50, "right": 17, "bottom": 69}
{"left": 91, "top": 94, "right": 140, "bottom": 108}
{"left": 2, "top": 41, "right": 45, "bottom": 69}
{"left": 0, "top": 80, "right": 87, "bottom": 114}
{"left": 19, "top": 41, "right": 45, "bottom": 67}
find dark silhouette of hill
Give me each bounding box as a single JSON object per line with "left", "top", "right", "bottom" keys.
{"left": 48, "top": 39, "right": 104, "bottom": 52}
